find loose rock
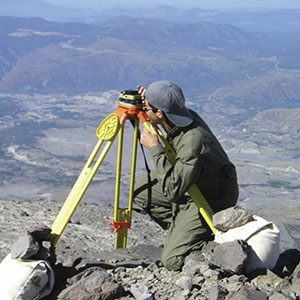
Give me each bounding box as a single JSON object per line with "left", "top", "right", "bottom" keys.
{"left": 213, "top": 207, "right": 254, "bottom": 232}
{"left": 203, "top": 240, "right": 250, "bottom": 274}
{"left": 130, "top": 283, "right": 153, "bottom": 300}
{"left": 57, "top": 267, "right": 124, "bottom": 300}
{"left": 225, "top": 284, "right": 268, "bottom": 300}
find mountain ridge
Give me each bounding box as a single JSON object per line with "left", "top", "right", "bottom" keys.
{"left": 1, "top": 15, "right": 299, "bottom": 103}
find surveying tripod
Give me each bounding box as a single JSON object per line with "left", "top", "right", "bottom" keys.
{"left": 49, "top": 90, "right": 216, "bottom": 251}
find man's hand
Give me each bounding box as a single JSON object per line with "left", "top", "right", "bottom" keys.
{"left": 140, "top": 127, "right": 159, "bottom": 149}
{"left": 137, "top": 85, "right": 146, "bottom": 99}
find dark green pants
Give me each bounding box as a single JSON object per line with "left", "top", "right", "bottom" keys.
{"left": 134, "top": 171, "right": 212, "bottom": 271}
{"left": 134, "top": 170, "right": 239, "bottom": 271}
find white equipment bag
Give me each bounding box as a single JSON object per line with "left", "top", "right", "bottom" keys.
{"left": 214, "top": 215, "right": 280, "bottom": 273}
{"left": 0, "top": 253, "right": 54, "bottom": 300}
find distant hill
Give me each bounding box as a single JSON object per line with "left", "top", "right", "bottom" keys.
{"left": 1, "top": 15, "right": 300, "bottom": 106}
{"left": 1, "top": 1, "right": 300, "bottom": 34}
{"left": 144, "top": 7, "right": 300, "bottom": 33}
{"left": 209, "top": 68, "right": 300, "bottom": 107}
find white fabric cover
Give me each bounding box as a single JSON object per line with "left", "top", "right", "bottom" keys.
{"left": 214, "top": 215, "right": 280, "bottom": 273}
{"left": 0, "top": 253, "right": 54, "bottom": 300}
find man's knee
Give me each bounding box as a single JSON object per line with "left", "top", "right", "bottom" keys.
{"left": 161, "top": 252, "right": 185, "bottom": 271}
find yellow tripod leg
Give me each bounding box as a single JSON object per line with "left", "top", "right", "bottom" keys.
{"left": 112, "top": 119, "right": 139, "bottom": 248}
{"left": 50, "top": 114, "right": 120, "bottom": 245}
{"left": 146, "top": 123, "right": 216, "bottom": 234}
{"left": 186, "top": 185, "right": 216, "bottom": 234}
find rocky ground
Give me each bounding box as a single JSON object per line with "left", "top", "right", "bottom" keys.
{"left": 0, "top": 199, "right": 167, "bottom": 263}
{"left": 1, "top": 198, "right": 300, "bottom": 300}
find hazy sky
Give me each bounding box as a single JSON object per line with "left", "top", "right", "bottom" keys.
{"left": 44, "top": 0, "right": 300, "bottom": 10}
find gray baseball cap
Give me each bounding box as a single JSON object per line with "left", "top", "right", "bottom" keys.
{"left": 145, "top": 80, "right": 194, "bottom": 127}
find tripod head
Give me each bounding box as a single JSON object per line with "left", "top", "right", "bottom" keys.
{"left": 116, "top": 90, "right": 148, "bottom": 124}
{"left": 119, "top": 90, "right": 143, "bottom": 109}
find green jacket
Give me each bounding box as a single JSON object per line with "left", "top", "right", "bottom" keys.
{"left": 149, "top": 109, "right": 237, "bottom": 209}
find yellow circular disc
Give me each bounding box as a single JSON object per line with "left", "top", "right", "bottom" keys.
{"left": 96, "top": 114, "right": 119, "bottom": 140}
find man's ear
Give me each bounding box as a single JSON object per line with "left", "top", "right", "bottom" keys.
{"left": 157, "top": 109, "right": 164, "bottom": 119}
